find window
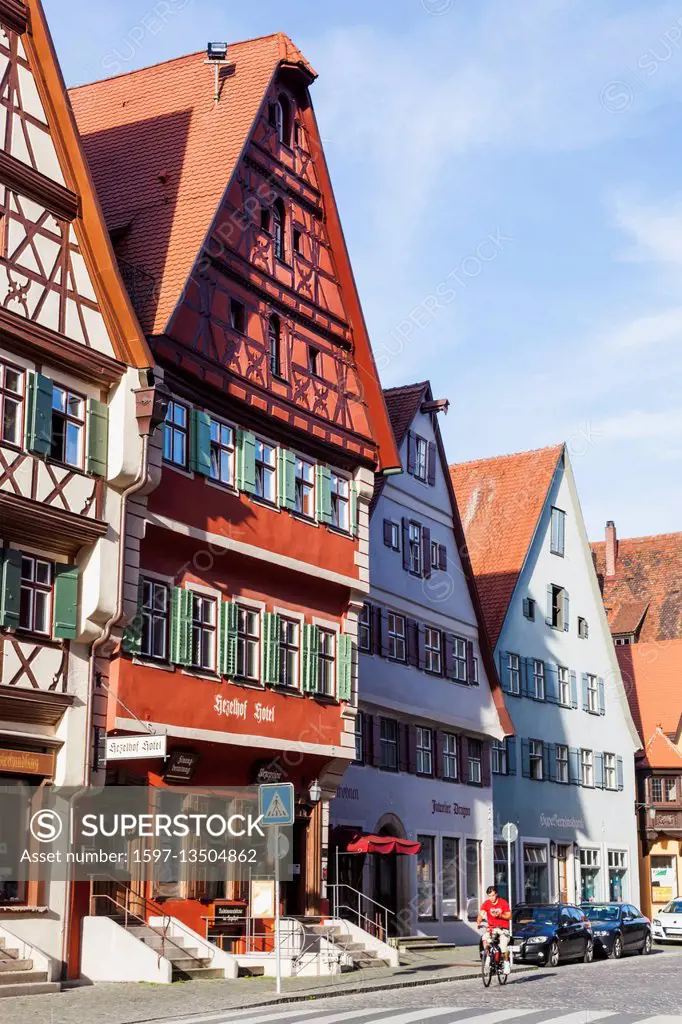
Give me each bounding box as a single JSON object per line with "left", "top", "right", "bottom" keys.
{"left": 279, "top": 618, "right": 299, "bottom": 688}
{"left": 0, "top": 361, "right": 24, "bottom": 446}
{"left": 163, "top": 400, "right": 188, "bottom": 468}
{"left": 424, "top": 627, "right": 442, "bottom": 675}
{"left": 492, "top": 739, "right": 508, "bottom": 775}
{"left": 268, "top": 316, "right": 282, "bottom": 377}
{"left": 294, "top": 456, "right": 315, "bottom": 518}
{"left": 578, "top": 617, "right": 589, "bottom": 639}
{"left": 293, "top": 228, "right": 302, "bottom": 254}
{"left": 384, "top": 520, "right": 400, "bottom": 551}
{"left": 550, "top": 507, "right": 566, "bottom": 555}
{"left": 468, "top": 739, "right": 482, "bottom": 784}
{"left": 408, "top": 522, "right": 422, "bottom": 575}
{"left": 318, "top": 628, "right": 336, "bottom": 696}
{"left": 308, "top": 345, "right": 320, "bottom": 377}
{"left": 417, "top": 836, "right": 436, "bottom": 920}
{"left": 604, "top": 752, "right": 617, "bottom": 791}
{"left": 330, "top": 472, "right": 350, "bottom": 532}
{"left": 579, "top": 848, "right": 600, "bottom": 902}
{"left": 209, "top": 420, "right": 235, "bottom": 486}
{"left": 581, "top": 748, "right": 594, "bottom": 787}
{"left": 414, "top": 436, "right": 428, "bottom": 481}
{"left": 558, "top": 665, "right": 570, "bottom": 705}
{"left": 353, "top": 714, "right": 363, "bottom": 764}
{"left": 237, "top": 605, "right": 260, "bottom": 680}
{"left": 141, "top": 578, "right": 168, "bottom": 661}
{"left": 522, "top": 597, "right": 535, "bottom": 620}
{"left": 273, "top": 198, "right": 286, "bottom": 261}
{"left": 556, "top": 744, "right": 569, "bottom": 783}
{"left": 550, "top": 584, "right": 567, "bottom": 629}
{"left": 358, "top": 603, "right": 372, "bottom": 653}
{"left": 608, "top": 851, "right": 627, "bottom": 902}
{"left": 614, "top": 635, "right": 632, "bottom": 646}
{"left": 586, "top": 673, "right": 599, "bottom": 713}
{"left": 430, "top": 540, "right": 439, "bottom": 570}
{"left": 532, "top": 659, "right": 545, "bottom": 700}
{"left": 380, "top": 718, "right": 398, "bottom": 770}
{"left": 51, "top": 385, "right": 84, "bottom": 467}
{"left": 416, "top": 727, "right": 433, "bottom": 775}
{"left": 651, "top": 778, "right": 662, "bottom": 803}
{"left": 465, "top": 839, "right": 482, "bottom": 919}
{"left": 494, "top": 842, "right": 516, "bottom": 905}
{"left": 443, "top": 732, "right": 458, "bottom": 780}
{"left": 529, "top": 739, "right": 544, "bottom": 781}
{"left": 387, "top": 612, "right": 406, "bottom": 662}
{"left": 230, "top": 298, "right": 245, "bottom": 333}
{"left": 260, "top": 206, "right": 270, "bottom": 233}
{"left": 652, "top": 777, "right": 678, "bottom": 803}
{"left": 19, "top": 555, "right": 52, "bottom": 635}
{"left": 523, "top": 845, "right": 549, "bottom": 904}
{"left": 507, "top": 652, "right": 521, "bottom": 695}
{"left": 190, "top": 593, "right": 216, "bottom": 672}
{"left": 452, "top": 637, "right": 468, "bottom": 683}
{"left": 255, "top": 438, "right": 277, "bottom": 503}
{"left": 442, "top": 837, "right": 460, "bottom": 919}
{"left": 270, "top": 94, "right": 291, "bottom": 145}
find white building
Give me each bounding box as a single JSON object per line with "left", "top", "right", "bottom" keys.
{"left": 451, "top": 444, "right": 642, "bottom": 909}
{"left": 331, "top": 382, "right": 511, "bottom": 945}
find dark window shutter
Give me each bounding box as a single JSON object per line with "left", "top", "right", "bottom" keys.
{"left": 399, "top": 723, "right": 409, "bottom": 773}
{"left": 481, "top": 742, "right": 491, "bottom": 787}
{"left": 459, "top": 736, "right": 469, "bottom": 782}
{"left": 362, "top": 714, "right": 373, "bottom": 764}
{"left": 86, "top": 398, "right": 109, "bottom": 477}
{"left": 563, "top": 589, "right": 570, "bottom": 631}
{"left": 0, "top": 548, "right": 22, "bottom": 629}
{"left": 417, "top": 623, "right": 426, "bottom": 670}
{"left": 466, "top": 641, "right": 475, "bottom": 685}
{"left": 383, "top": 519, "right": 393, "bottom": 546}
{"left": 542, "top": 744, "right": 551, "bottom": 782}
{"left": 438, "top": 544, "right": 447, "bottom": 571}
{"left": 407, "top": 619, "right": 419, "bottom": 666}
{"left": 407, "top": 725, "right": 417, "bottom": 774}
{"left": 372, "top": 717, "right": 382, "bottom": 767}
{"left": 422, "top": 526, "right": 431, "bottom": 579}
{"left": 372, "top": 605, "right": 382, "bottom": 655}
{"left": 427, "top": 441, "right": 437, "bottom": 485}
{"left": 444, "top": 633, "right": 454, "bottom": 678}
{"left": 521, "top": 740, "right": 531, "bottom": 778}
{"left": 27, "top": 372, "right": 53, "bottom": 456}
{"left": 380, "top": 609, "right": 390, "bottom": 658}
{"left": 402, "top": 518, "right": 410, "bottom": 570}
{"left": 507, "top": 737, "right": 517, "bottom": 775}
{"left": 407, "top": 431, "right": 416, "bottom": 474}
{"left": 499, "top": 650, "right": 509, "bottom": 692}
{"left": 435, "top": 731, "right": 445, "bottom": 778}
{"left": 53, "top": 563, "right": 80, "bottom": 639}
{"left": 546, "top": 743, "right": 556, "bottom": 782}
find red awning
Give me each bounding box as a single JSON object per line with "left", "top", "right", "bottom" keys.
{"left": 346, "top": 833, "right": 422, "bottom": 856}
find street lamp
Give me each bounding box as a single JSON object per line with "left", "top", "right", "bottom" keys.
{"left": 309, "top": 779, "right": 322, "bottom": 804}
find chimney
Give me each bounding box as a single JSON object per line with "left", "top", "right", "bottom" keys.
{"left": 605, "top": 520, "right": 618, "bottom": 577}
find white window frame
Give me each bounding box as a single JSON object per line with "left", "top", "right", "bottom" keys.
{"left": 294, "top": 455, "right": 315, "bottom": 519}
{"left": 453, "top": 636, "right": 468, "bottom": 682}
{"left": 358, "top": 603, "right": 371, "bottom": 653}
{"left": 558, "top": 665, "right": 570, "bottom": 706}
{"left": 414, "top": 435, "right": 428, "bottom": 481}
{"left": 586, "top": 673, "right": 599, "bottom": 713}
{"left": 556, "top": 744, "right": 569, "bottom": 783}
{"left": 443, "top": 732, "right": 458, "bottom": 780}
{"left": 163, "top": 399, "right": 189, "bottom": 469}
{"left": 330, "top": 471, "right": 350, "bottom": 533}
{"left": 507, "top": 652, "right": 521, "bottom": 695}
{"left": 19, "top": 554, "right": 53, "bottom": 635}
{"left": 468, "top": 739, "right": 482, "bottom": 784}
{"left": 236, "top": 602, "right": 261, "bottom": 681}
{"left": 380, "top": 717, "right": 399, "bottom": 770}
{"left": 529, "top": 739, "right": 544, "bottom": 781}
{"left": 416, "top": 726, "right": 433, "bottom": 776}
{"left": 492, "top": 739, "right": 508, "bottom": 775}
{"left": 387, "top": 612, "right": 406, "bottom": 663}
{"left": 189, "top": 590, "right": 217, "bottom": 673}
{"left": 581, "top": 748, "right": 594, "bottom": 788}
{"left": 255, "top": 437, "right": 277, "bottom": 503}
{"left": 604, "top": 752, "right": 617, "bottom": 790}
{"left": 550, "top": 506, "right": 566, "bottom": 556}
{"left": 317, "top": 627, "right": 336, "bottom": 696}
{"left": 0, "top": 359, "right": 24, "bottom": 448}
{"left": 532, "top": 659, "right": 545, "bottom": 700}
{"left": 140, "top": 577, "right": 169, "bottom": 661}
{"left": 279, "top": 616, "right": 300, "bottom": 689}
{"left": 408, "top": 521, "right": 422, "bottom": 575}
{"left": 209, "top": 417, "right": 235, "bottom": 487}
{"left": 424, "top": 627, "right": 442, "bottom": 675}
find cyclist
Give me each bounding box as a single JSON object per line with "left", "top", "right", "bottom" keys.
{"left": 477, "top": 884, "right": 512, "bottom": 976}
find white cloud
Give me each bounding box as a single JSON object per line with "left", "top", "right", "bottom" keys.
{"left": 613, "top": 194, "right": 682, "bottom": 266}
{"left": 595, "top": 408, "right": 682, "bottom": 441}
{"left": 601, "top": 306, "right": 682, "bottom": 350}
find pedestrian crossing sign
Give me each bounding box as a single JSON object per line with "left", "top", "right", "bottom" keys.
{"left": 258, "top": 782, "right": 295, "bottom": 826}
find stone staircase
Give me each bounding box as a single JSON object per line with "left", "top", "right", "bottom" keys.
{"left": 395, "top": 934, "right": 458, "bottom": 954}
{"left": 0, "top": 934, "right": 60, "bottom": 998}
{"left": 121, "top": 922, "right": 225, "bottom": 981}
{"left": 303, "top": 919, "right": 393, "bottom": 970}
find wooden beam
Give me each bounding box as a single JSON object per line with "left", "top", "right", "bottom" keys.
{"left": 0, "top": 148, "right": 79, "bottom": 222}
{"left": 0, "top": 0, "right": 28, "bottom": 35}
{"left": 0, "top": 491, "right": 108, "bottom": 554}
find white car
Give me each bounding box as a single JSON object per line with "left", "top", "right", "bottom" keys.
{"left": 652, "top": 898, "right": 682, "bottom": 944}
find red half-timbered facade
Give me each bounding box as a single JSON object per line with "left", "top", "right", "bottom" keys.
{"left": 71, "top": 34, "right": 399, "bottom": 930}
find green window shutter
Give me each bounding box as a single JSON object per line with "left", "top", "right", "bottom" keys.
{"left": 122, "top": 577, "right": 144, "bottom": 655}
{"left": 0, "top": 548, "right": 22, "bottom": 629}
{"left": 337, "top": 634, "right": 353, "bottom": 702}
{"left": 350, "top": 481, "right": 358, "bottom": 537}
{"left": 86, "top": 398, "right": 109, "bottom": 477}
{"left": 53, "top": 563, "right": 79, "bottom": 639}
{"left": 302, "top": 623, "right": 319, "bottom": 692}
{"left": 316, "top": 465, "right": 332, "bottom": 524}
{"left": 277, "top": 449, "right": 296, "bottom": 510}
{"left": 190, "top": 409, "right": 212, "bottom": 476}
{"left": 26, "top": 372, "right": 53, "bottom": 456}
{"left": 263, "top": 611, "right": 281, "bottom": 685}
{"left": 236, "top": 429, "right": 257, "bottom": 493}
{"left": 219, "top": 600, "right": 239, "bottom": 677}
{"left": 170, "top": 587, "right": 192, "bottom": 666}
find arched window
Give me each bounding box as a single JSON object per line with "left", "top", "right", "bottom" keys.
{"left": 272, "top": 198, "right": 286, "bottom": 262}
{"left": 268, "top": 315, "right": 281, "bottom": 378}
{"left": 270, "top": 94, "right": 292, "bottom": 146}
{"left": 260, "top": 205, "right": 270, "bottom": 233}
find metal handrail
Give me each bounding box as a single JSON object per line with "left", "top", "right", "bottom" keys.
{"left": 328, "top": 882, "right": 394, "bottom": 941}
{"left": 89, "top": 892, "right": 211, "bottom": 969}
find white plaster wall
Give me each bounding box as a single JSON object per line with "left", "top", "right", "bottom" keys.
{"left": 80, "top": 917, "right": 173, "bottom": 983}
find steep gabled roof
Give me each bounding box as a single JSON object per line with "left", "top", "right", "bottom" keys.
{"left": 592, "top": 531, "right": 682, "bottom": 642}
{"left": 383, "top": 382, "right": 430, "bottom": 447}
{"left": 641, "top": 728, "right": 682, "bottom": 770}
{"left": 616, "top": 639, "right": 682, "bottom": 763}
{"left": 449, "top": 445, "right": 565, "bottom": 647}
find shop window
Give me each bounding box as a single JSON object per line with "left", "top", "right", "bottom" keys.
{"left": 524, "top": 844, "right": 549, "bottom": 903}
{"left": 608, "top": 850, "right": 627, "bottom": 902}
{"left": 417, "top": 835, "right": 436, "bottom": 920}
{"left": 494, "top": 841, "right": 516, "bottom": 905}
{"left": 650, "top": 855, "right": 677, "bottom": 906}
{"left": 580, "top": 848, "right": 601, "bottom": 902}
{"left": 442, "top": 837, "right": 460, "bottom": 919}
{"left": 465, "top": 838, "right": 482, "bottom": 919}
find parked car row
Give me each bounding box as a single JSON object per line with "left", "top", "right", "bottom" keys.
{"left": 508, "top": 902, "right": 653, "bottom": 967}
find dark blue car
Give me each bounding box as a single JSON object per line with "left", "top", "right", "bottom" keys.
{"left": 510, "top": 904, "right": 593, "bottom": 967}
{"left": 581, "top": 903, "right": 652, "bottom": 958}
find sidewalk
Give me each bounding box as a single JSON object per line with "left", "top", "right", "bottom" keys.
{"left": 0, "top": 948, "right": 535, "bottom": 1024}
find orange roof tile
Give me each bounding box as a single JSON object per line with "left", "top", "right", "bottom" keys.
{"left": 640, "top": 728, "right": 682, "bottom": 770}
{"left": 68, "top": 34, "right": 312, "bottom": 337}
{"left": 609, "top": 598, "right": 650, "bottom": 637}
{"left": 449, "top": 445, "right": 564, "bottom": 647}
{"left": 616, "top": 640, "right": 682, "bottom": 766}
{"left": 592, "top": 532, "right": 682, "bottom": 642}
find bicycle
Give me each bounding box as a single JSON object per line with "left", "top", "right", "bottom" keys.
{"left": 480, "top": 930, "right": 509, "bottom": 987}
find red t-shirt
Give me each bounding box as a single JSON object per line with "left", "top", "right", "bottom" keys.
{"left": 481, "top": 897, "right": 511, "bottom": 930}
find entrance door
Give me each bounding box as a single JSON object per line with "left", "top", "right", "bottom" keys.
{"left": 375, "top": 850, "right": 398, "bottom": 934}
{"left": 557, "top": 845, "right": 569, "bottom": 903}
{"left": 285, "top": 819, "right": 307, "bottom": 917}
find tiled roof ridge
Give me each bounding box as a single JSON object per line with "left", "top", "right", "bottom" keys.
{"left": 592, "top": 530, "right": 682, "bottom": 548}
{"left": 383, "top": 380, "right": 430, "bottom": 395}
{"left": 451, "top": 441, "right": 564, "bottom": 470}
{"left": 645, "top": 726, "right": 682, "bottom": 761}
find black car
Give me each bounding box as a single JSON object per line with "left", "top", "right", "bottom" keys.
{"left": 510, "top": 903, "right": 593, "bottom": 967}
{"left": 581, "top": 902, "right": 652, "bottom": 958}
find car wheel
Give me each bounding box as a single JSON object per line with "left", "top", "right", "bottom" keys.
{"left": 612, "top": 936, "right": 623, "bottom": 960}
{"left": 640, "top": 933, "right": 652, "bottom": 955}
{"left": 584, "top": 939, "right": 594, "bottom": 963}
{"left": 549, "top": 940, "right": 560, "bottom": 967}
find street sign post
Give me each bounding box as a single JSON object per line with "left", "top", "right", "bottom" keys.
{"left": 501, "top": 821, "right": 519, "bottom": 911}
{"left": 258, "top": 782, "right": 294, "bottom": 994}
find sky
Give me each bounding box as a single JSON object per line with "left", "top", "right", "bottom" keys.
{"left": 45, "top": 0, "right": 682, "bottom": 541}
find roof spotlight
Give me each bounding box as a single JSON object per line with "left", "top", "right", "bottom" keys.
{"left": 206, "top": 42, "right": 228, "bottom": 62}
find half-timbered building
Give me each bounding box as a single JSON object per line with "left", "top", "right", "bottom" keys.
{"left": 70, "top": 34, "right": 399, "bottom": 955}
{"left": 0, "top": 0, "right": 155, "bottom": 986}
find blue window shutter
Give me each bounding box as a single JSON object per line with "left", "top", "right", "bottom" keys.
{"left": 570, "top": 670, "right": 578, "bottom": 708}
{"left": 262, "top": 612, "right": 281, "bottom": 685}
{"left": 594, "top": 752, "right": 604, "bottom": 789}
{"left": 236, "top": 430, "right": 256, "bottom": 493}
{"left": 546, "top": 663, "right": 558, "bottom": 703}
{"left": 315, "top": 466, "right": 332, "bottom": 524}
{"left": 500, "top": 651, "right": 509, "bottom": 693}
{"left": 0, "top": 548, "right": 22, "bottom": 629}
{"left": 507, "top": 737, "right": 516, "bottom": 775}
{"left": 86, "top": 398, "right": 109, "bottom": 477}
{"left": 26, "top": 372, "right": 53, "bottom": 456}
{"left": 542, "top": 744, "right": 551, "bottom": 781}
{"left": 521, "top": 740, "right": 530, "bottom": 778}
{"left": 581, "top": 673, "right": 589, "bottom": 711}
{"left": 546, "top": 743, "right": 556, "bottom": 782}
{"left": 563, "top": 589, "right": 570, "bottom": 631}
{"left": 53, "top": 563, "right": 80, "bottom": 639}
{"left": 190, "top": 410, "right": 212, "bottom": 476}
{"left": 337, "top": 634, "right": 353, "bottom": 702}
{"left": 277, "top": 450, "right": 296, "bottom": 509}
{"left": 569, "top": 748, "right": 581, "bottom": 784}
{"left": 598, "top": 677, "right": 606, "bottom": 715}
{"left": 616, "top": 756, "right": 624, "bottom": 791}
{"left": 350, "top": 482, "right": 358, "bottom": 537}
{"left": 219, "top": 601, "right": 239, "bottom": 677}
{"left": 546, "top": 584, "right": 553, "bottom": 625}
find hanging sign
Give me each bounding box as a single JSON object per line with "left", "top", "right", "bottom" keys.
{"left": 105, "top": 734, "right": 167, "bottom": 761}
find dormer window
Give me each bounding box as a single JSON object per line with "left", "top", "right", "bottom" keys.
{"left": 268, "top": 315, "right": 282, "bottom": 378}
{"left": 273, "top": 198, "right": 286, "bottom": 261}
{"left": 270, "top": 94, "right": 292, "bottom": 146}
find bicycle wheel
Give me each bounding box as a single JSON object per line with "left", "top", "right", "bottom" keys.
{"left": 481, "top": 951, "right": 493, "bottom": 987}
{"left": 497, "top": 962, "right": 508, "bottom": 985}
